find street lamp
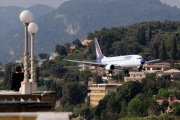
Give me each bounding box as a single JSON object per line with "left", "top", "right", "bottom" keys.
{"left": 20, "top": 10, "right": 33, "bottom": 94}
{"left": 28, "top": 22, "right": 38, "bottom": 92}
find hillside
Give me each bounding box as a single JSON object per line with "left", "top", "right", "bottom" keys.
{"left": 0, "top": 5, "right": 54, "bottom": 64}
{"left": 1, "top": 0, "right": 180, "bottom": 64}
{"left": 0, "top": 5, "right": 54, "bottom": 35}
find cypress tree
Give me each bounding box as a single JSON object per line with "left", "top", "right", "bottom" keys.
{"left": 160, "top": 40, "right": 166, "bottom": 60}
{"left": 152, "top": 38, "right": 159, "bottom": 59}
{"left": 171, "top": 36, "right": 177, "bottom": 60}
{"left": 138, "top": 26, "right": 146, "bottom": 45}
{"left": 4, "top": 62, "right": 14, "bottom": 89}
{"left": 148, "top": 24, "right": 152, "bottom": 42}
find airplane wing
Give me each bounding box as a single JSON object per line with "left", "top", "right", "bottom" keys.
{"left": 66, "top": 59, "right": 107, "bottom": 66}
{"left": 145, "top": 59, "right": 161, "bottom": 64}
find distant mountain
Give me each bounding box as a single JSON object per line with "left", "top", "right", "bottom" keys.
{"left": 0, "top": 5, "right": 54, "bottom": 35}
{"left": 1, "top": 0, "right": 180, "bottom": 64}
{"left": 0, "top": 5, "right": 54, "bottom": 64}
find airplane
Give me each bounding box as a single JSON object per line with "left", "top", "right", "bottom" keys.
{"left": 66, "top": 38, "right": 160, "bottom": 74}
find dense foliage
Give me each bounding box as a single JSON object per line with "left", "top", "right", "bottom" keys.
{"left": 2, "top": 0, "right": 180, "bottom": 64}
{"left": 1, "top": 20, "right": 180, "bottom": 119}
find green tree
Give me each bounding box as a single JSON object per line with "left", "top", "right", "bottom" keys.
{"left": 171, "top": 36, "right": 177, "bottom": 60}
{"left": 160, "top": 40, "right": 166, "bottom": 60}
{"left": 175, "top": 91, "right": 180, "bottom": 99}
{"left": 60, "top": 82, "right": 87, "bottom": 107}
{"left": 35, "top": 66, "right": 40, "bottom": 86}
{"left": 93, "top": 73, "right": 103, "bottom": 84}
{"left": 119, "top": 100, "right": 127, "bottom": 117}
{"left": 137, "top": 26, "right": 146, "bottom": 45}
{"left": 172, "top": 106, "right": 180, "bottom": 117}
{"left": 148, "top": 24, "right": 152, "bottom": 42}
{"left": 4, "top": 62, "right": 14, "bottom": 89}
{"left": 161, "top": 100, "right": 169, "bottom": 113}
{"left": 152, "top": 37, "right": 159, "bottom": 59}
{"left": 141, "top": 73, "right": 159, "bottom": 95}
{"left": 73, "top": 39, "right": 83, "bottom": 49}
{"left": 127, "top": 98, "right": 147, "bottom": 117}
{"left": 87, "top": 32, "right": 94, "bottom": 40}
{"left": 39, "top": 53, "right": 49, "bottom": 59}
{"left": 55, "top": 44, "right": 68, "bottom": 56}
{"left": 64, "top": 42, "right": 71, "bottom": 53}
{"left": 111, "top": 72, "right": 124, "bottom": 82}
{"left": 172, "top": 102, "right": 180, "bottom": 108}
{"left": 158, "top": 88, "right": 170, "bottom": 98}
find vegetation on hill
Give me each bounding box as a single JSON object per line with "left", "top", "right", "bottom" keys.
{"left": 1, "top": 0, "right": 180, "bottom": 64}
{"left": 1, "top": 20, "right": 180, "bottom": 119}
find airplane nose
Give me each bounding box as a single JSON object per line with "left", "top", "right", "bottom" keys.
{"left": 141, "top": 58, "right": 145, "bottom": 65}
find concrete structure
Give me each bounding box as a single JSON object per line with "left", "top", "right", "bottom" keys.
{"left": 15, "top": 58, "right": 23, "bottom": 64}
{"left": 69, "top": 46, "right": 76, "bottom": 53}
{"left": 37, "top": 59, "right": 47, "bottom": 67}
{"left": 144, "top": 62, "right": 171, "bottom": 73}
{"left": 28, "top": 22, "right": 38, "bottom": 93}
{"left": 0, "top": 10, "right": 57, "bottom": 114}
{"left": 0, "top": 112, "right": 73, "bottom": 120}
{"left": 124, "top": 72, "right": 146, "bottom": 82}
{"left": 20, "top": 10, "right": 33, "bottom": 94}
{"left": 0, "top": 90, "right": 56, "bottom": 112}
{"left": 49, "top": 53, "right": 58, "bottom": 60}
{"left": 88, "top": 84, "right": 121, "bottom": 107}
{"left": 162, "top": 69, "right": 180, "bottom": 80}
{"left": 82, "top": 39, "right": 93, "bottom": 46}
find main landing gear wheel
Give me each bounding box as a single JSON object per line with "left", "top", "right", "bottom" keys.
{"left": 109, "top": 70, "right": 113, "bottom": 74}
{"left": 124, "top": 69, "right": 129, "bottom": 75}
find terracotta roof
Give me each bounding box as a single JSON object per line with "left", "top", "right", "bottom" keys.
{"left": 153, "top": 62, "right": 170, "bottom": 65}
{"left": 144, "top": 64, "right": 170, "bottom": 68}
{"left": 129, "top": 72, "right": 145, "bottom": 74}
{"left": 163, "top": 69, "right": 180, "bottom": 73}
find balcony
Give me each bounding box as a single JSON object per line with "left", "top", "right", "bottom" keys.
{"left": 0, "top": 90, "right": 56, "bottom": 112}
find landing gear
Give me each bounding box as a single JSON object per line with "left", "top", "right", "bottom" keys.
{"left": 138, "top": 65, "right": 145, "bottom": 71}
{"left": 124, "top": 69, "right": 129, "bottom": 74}
{"left": 138, "top": 66, "right": 143, "bottom": 71}
{"left": 124, "top": 69, "right": 130, "bottom": 76}
{"left": 108, "top": 70, "right": 113, "bottom": 74}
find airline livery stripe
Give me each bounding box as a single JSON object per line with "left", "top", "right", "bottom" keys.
{"left": 96, "top": 45, "right": 101, "bottom": 58}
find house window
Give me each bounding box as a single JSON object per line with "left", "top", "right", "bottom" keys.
{"left": 156, "top": 68, "right": 161, "bottom": 70}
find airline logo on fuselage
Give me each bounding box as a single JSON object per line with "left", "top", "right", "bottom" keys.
{"left": 123, "top": 56, "right": 132, "bottom": 60}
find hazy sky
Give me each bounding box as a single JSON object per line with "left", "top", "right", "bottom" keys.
{"left": 0, "top": 0, "right": 180, "bottom": 9}
{"left": 0, "top": 0, "right": 69, "bottom": 8}
{"left": 159, "top": 0, "right": 180, "bottom": 8}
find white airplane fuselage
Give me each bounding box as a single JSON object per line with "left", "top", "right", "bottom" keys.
{"left": 67, "top": 38, "right": 159, "bottom": 73}
{"left": 101, "top": 55, "right": 143, "bottom": 68}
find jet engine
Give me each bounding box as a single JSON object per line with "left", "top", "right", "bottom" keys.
{"left": 105, "top": 64, "right": 115, "bottom": 71}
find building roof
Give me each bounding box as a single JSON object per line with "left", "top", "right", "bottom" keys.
{"left": 90, "top": 83, "right": 122, "bottom": 87}
{"left": 163, "top": 69, "right": 180, "bottom": 73}
{"left": 153, "top": 62, "right": 170, "bottom": 65}
{"left": 144, "top": 64, "right": 170, "bottom": 68}
{"left": 82, "top": 39, "right": 93, "bottom": 46}
{"left": 144, "top": 62, "right": 171, "bottom": 68}
{"left": 129, "top": 72, "right": 146, "bottom": 74}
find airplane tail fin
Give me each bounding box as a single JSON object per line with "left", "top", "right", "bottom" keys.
{"left": 94, "top": 38, "right": 105, "bottom": 62}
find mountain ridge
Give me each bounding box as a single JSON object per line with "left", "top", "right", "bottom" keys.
{"left": 1, "top": 0, "right": 180, "bottom": 64}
